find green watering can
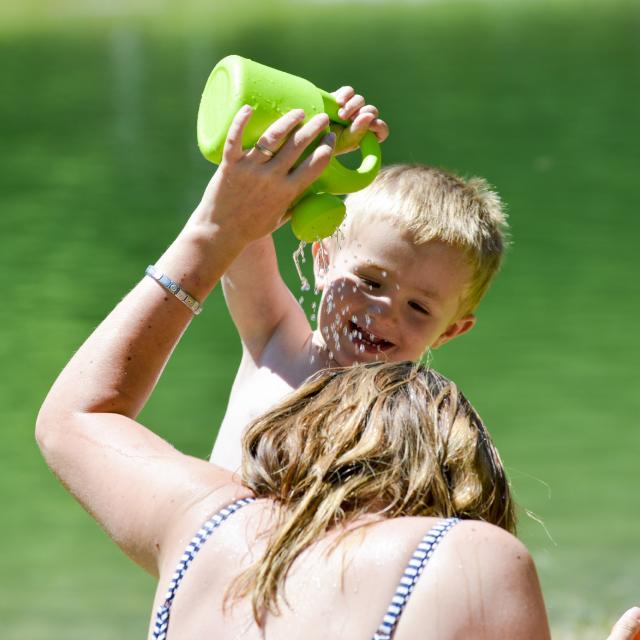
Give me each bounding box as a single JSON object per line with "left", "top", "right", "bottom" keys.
{"left": 197, "top": 55, "right": 382, "bottom": 242}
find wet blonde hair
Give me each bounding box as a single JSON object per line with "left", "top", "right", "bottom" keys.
{"left": 232, "top": 361, "right": 515, "bottom": 623}
{"left": 341, "top": 164, "right": 509, "bottom": 317}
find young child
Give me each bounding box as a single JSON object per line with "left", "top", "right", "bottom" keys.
{"left": 211, "top": 91, "right": 508, "bottom": 472}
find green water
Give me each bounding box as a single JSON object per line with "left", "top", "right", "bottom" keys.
{"left": 1, "top": 2, "right": 638, "bottom": 637}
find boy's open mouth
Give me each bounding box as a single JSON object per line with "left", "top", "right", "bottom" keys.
{"left": 348, "top": 321, "right": 394, "bottom": 352}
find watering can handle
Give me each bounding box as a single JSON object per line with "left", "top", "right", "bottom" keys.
{"left": 312, "top": 89, "right": 382, "bottom": 195}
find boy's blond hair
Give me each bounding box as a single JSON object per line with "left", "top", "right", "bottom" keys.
{"left": 342, "top": 164, "right": 509, "bottom": 317}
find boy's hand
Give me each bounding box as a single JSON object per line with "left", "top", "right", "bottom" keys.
{"left": 330, "top": 85, "right": 389, "bottom": 156}
{"left": 197, "top": 106, "right": 335, "bottom": 247}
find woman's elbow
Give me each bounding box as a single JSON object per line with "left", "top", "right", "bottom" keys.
{"left": 35, "top": 404, "right": 59, "bottom": 459}
{"left": 35, "top": 395, "right": 72, "bottom": 463}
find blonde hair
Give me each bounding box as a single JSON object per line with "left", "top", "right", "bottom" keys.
{"left": 232, "top": 361, "right": 515, "bottom": 623}
{"left": 342, "top": 164, "right": 509, "bottom": 316}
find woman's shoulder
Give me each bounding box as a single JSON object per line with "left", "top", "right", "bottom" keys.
{"left": 377, "top": 513, "right": 522, "bottom": 542}
{"left": 370, "top": 517, "right": 549, "bottom": 640}
{"left": 366, "top": 513, "right": 522, "bottom": 545}
{"left": 371, "top": 516, "right": 535, "bottom": 585}
{"left": 156, "top": 471, "right": 252, "bottom": 573}
{"left": 445, "top": 517, "right": 531, "bottom": 557}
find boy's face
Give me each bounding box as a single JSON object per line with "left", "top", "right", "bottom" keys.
{"left": 313, "top": 218, "right": 476, "bottom": 366}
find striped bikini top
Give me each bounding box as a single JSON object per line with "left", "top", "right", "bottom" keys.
{"left": 153, "top": 497, "right": 459, "bottom": 640}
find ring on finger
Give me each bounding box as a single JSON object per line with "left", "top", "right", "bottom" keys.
{"left": 254, "top": 141, "right": 276, "bottom": 159}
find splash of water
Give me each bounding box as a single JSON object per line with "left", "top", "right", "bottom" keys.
{"left": 292, "top": 240, "right": 310, "bottom": 292}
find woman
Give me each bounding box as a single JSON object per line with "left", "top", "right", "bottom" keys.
{"left": 36, "top": 104, "right": 637, "bottom": 639}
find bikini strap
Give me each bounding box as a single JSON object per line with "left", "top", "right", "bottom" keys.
{"left": 153, "top": 496, "right": 256, "bottom": 640}
{"left": 372, "top": 517, "right": 460, "bottom": 640}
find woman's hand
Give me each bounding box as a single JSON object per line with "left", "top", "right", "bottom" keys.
{"left": 195, "top": 105, "right": 336, "bottom": 248}
{"left": 330, "top": 85, "right": 389, "bottom": 156}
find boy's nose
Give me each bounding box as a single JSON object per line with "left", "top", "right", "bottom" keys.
{"left": 367, "top": 297, "right": 397, "bottom": 324}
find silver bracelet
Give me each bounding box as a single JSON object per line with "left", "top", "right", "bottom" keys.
{"left": 145, "top": 265, "right": 203, "bottom": 315}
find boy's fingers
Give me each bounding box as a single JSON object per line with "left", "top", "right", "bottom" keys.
{"left": 358, "top": 104, "right": 380, "bottom": 118}
{"left": 332, "top": 85, "right": 355, "bottom": 105}
{"left": 246, "top": 109, "right": 306, "bottom": 163}
{"left": 351, "top": 112, "right": 376, "bottom": 131}
{"left": 370, "top": 118, "right": 389, "bottom": 143}
{"left": 273, "top": 112, "right": 330, "bottom": 170}
{"left": 607, "top": 607, "right": 640, "bottom": 640}
{"left": 289, "top": 132, "right": 335, "bottom": 189}
{"left": 338, "top": 94, "right": 365, "bottom": 120}
{"left": 222, "top": 105, "right": 253, "bottom": 163}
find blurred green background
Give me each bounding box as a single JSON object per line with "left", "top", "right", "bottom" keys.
{"left": 1, "top": 0, "right": 638, "bottom": 638}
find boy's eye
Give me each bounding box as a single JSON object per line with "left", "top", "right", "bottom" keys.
{"left": 358, "top": 275, "right": 380, "bottom": 288}
{"left": 409, "top": 301, "right": 429, "bottom": 315}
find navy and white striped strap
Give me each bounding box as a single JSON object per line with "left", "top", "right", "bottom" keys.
{"left": 152, "top": 496, "right": 256, "bottom": 640}
{"left": 372, "top": 517, "right": 460, "bottom": 640}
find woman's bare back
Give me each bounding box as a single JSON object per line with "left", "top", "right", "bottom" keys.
{"left": 150, "top": 494, "right": 549, "bottom": 640}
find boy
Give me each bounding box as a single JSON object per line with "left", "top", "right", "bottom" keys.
{"left": 211, "top": 90, "right": 508, "bottom": 472}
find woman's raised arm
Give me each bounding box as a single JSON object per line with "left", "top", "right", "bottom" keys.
{"left": 35, "top": 106, "right": 335, "bottom": 575}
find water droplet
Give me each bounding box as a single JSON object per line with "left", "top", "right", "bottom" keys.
{"left": 292, "top": 241, "right": 310, "bottom": 292}
{"left": 395, "top": 283, "right": 400, "bottom": 290}
{"left": 329, "top": 351, "right": 334, "bottom": 359}
{"left": 381, "top": 271, "right": 387, "bottom": 277}
{"left": 298, "top": 296, "right": 304, "bottom": 304}
{"left": 352, "top": 286, "right": 357, "bottom": 292}
{"left": 310, "top": 314, "right": 316, "bottom": 321}
{"left": 351, "top": 315, "right": 357, "bottom": 323}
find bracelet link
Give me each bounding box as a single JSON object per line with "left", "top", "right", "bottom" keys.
{"left": 145, "top": 265, "right": 203, "bottom": 316}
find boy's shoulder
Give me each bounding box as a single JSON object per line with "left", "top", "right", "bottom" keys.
{"left": 213, "top": 329, "right": 324, "bottom": 465}
{"left": 244, "top": 322, "right": 327, "bottom": 387}
{"left": 228, "top": 325, "right": 329, "bottom": 421}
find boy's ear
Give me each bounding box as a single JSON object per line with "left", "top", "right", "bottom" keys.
{"left": 311, "top": 240, "right": 331, "bottom": 291}
{"left": 432, "top": 314, "right": 476, "bottom": 349}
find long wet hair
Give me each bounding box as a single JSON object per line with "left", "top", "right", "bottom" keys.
{"left": 231, "top": 361, "right": 515, "bottom": 623}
